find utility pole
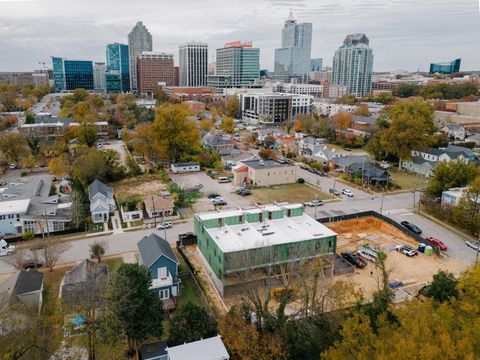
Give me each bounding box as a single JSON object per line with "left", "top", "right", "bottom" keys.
{"left": 413, "top": 172, "right": 419, "bottom": 208}
{"left": 332, "top": 178, "right": 337, "bottom": 199}
{"left": 151, "top": 195, "right": 157, "bottom": 227}
{"left": 314, "top": 193, "right": 318, "bottom": 219}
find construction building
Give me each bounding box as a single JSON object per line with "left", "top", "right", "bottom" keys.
{"left": 194, "top": 204, "right": 337, "bottom": 296}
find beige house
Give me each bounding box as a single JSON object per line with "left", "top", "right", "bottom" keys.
{"left": 233, "top": 159, "right": 297, "bottom": 187}
{"left": 144, "top": 195, "right": 175, "bottom": 218}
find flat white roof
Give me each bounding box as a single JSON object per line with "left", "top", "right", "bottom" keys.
{"left": 205, "top": 212, "right": 336, "bottom": 253}
{"left": 167, "top": 335, "right": 229, "bottom": 360}
{"left": 0, "top": 199, "right": 30, "bottom": 215}
{"left": 196, "top": 204, "right": 294, "bottom": 221}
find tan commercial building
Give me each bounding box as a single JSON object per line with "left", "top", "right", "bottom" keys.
{"left": 163, "top": 86, "right": 216, "bottom": 102}
{"left": 233, "top": 159, "right": 297, "bottom": 187}
{"left": 137, "top": 52, "right": 175, "bottom": 95}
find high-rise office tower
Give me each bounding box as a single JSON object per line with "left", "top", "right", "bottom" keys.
{"left": 274, "top": 12, "right": 312, "bottom": 82}
{"left": 106, "top": 43, "right": 130, "bottom": 92}
{"left": 213, "top": 41, "right": 260, "bottom": 88}
{"left": 310, "top": 58, "right": 323, "bottom": 72}
{"left": 128, "top": 21, "right": 152, "bottom": 92}
{"left": 331, "top": 33, "right": 374, "bottom": 98}
{"left": 52, "top": 57, "right": 94, "bottom": 92}
{"left": 93, "top": 62, "right": 107, "bottom": 93}
{"left": 179, "top": 42, "right": 208, "bottom": 87}
{"left": 137, "top": 52, "right": 175, "bottom": 95}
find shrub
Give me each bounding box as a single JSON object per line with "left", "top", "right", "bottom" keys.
{"left": 297, "top": 178, "right": 305, "bottom": 184}
{"left": 20, "top": 171, "right": 28, "bottom": 177}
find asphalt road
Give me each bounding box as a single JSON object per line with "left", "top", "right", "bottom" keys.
{"left": 0, "top": 167, "right": 477, "bottom": 274}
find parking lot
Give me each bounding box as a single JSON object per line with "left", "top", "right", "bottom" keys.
{"left": 170, "top": 172, "right": 251, "bottom": 213}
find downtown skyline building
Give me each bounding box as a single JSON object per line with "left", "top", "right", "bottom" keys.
{"left": 52, "top": 57, "right": 94, "bottom": 92}
{"left": 137, "top": 52, "right": 175, "bottom": 96}
{"left": 128, "top": 21, "right": 152, "bottom": 92}
{"left": 179, "top": 42, "right": 208, "bottom": 87}
{"left": 106, "top": 42, "right": 130, "bottom": 92}
{"left": 274, "top": 12, "right": 312, "bottom": 82}
{"left": 331, "top": 33, "right": 374, "bottom": 98}
{"left": 93, "top": 62, "right": 107, "bottom": 93}
{"left": 209, "top": 41, "right": 260, "bottom": 89}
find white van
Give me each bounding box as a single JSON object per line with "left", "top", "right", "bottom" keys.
{"left": 218, "top": 177, "right": 231, "bottom": 183}
{"left": 0, "top": 239, "right": 15, "bottom": 256}
{"left": 357, "top": 247, "right": 378, "bottom": 262}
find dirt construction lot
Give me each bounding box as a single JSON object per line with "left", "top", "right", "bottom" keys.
{"left": 327, "top": 217, "right": 470, "bottom": 297}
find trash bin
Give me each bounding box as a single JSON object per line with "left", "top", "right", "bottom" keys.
{"left": 425, "top": 245, "right": 433, "bottom": 256}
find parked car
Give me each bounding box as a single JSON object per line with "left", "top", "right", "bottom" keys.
{"left": 341, "top": 252, "right": 367, "bottom": 268}
{"left": 304, "top": 199, "right": 324, "bottom": 207}
{"left": 157, "top": 221, "right": 173, "bottom": 230}
{"left": 207, "top": 192, "right": 220, "bottom": 199}
{"left": 425, "top": 236, "right": 447, "bottom": 251}
{"left": 235, "top": 187, "right": 246, "bottom": 194}
{"left": 396, "top": 244, "right": 418, "bottom": 257}
{"left": 9, "top": 163, "right": 16, "bottom": 170}
{"left": 300, "top": 165, "right": 310, "bottom": 171}
{"left": 213, "top": 199, "right": 227, "bottom": 206}
{"left": 314, "top": 170, "right": 326, "bottom": 176}
{"left": 210, "top": 196, "right": 224, "bottom": 202}
{"left": 329, "top": 188, "right": 340, "bottom": 196}
{"left": 239, "top": 189, "right": 252, "bottom": 196}
{"left": 465, "top": 241, "right": 480, "bottom": 251}
{"left": 341, "top": 189, "right": 354, "bottom": 197}
{"left": 0, "top": 239, "right": 15, "bottom": 256}
{"left": 400, "top": 221, "right": 422, "bottom": 235}
{"left": 218, "top": 177, "right": 231, "bottom": 183}
{"left": 344, "top": 147, "right": 352, "bottom": 152}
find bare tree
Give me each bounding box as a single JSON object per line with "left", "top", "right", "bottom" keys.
{"left": 4, "top": 248, "right": 28, "bottom": 270}
{"left": 43, "top": 237, "right": 69, "bottom": 271}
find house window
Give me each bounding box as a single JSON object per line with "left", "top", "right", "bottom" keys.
{"left": 158, "top": 267, "right": 167, "bottom": 279}
{"left": 159, "top": 288, "right": 170, "bottom": 300}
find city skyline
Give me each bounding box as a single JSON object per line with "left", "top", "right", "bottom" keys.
{"left": 0, "top": 0, "right": 478, "bottom": 72}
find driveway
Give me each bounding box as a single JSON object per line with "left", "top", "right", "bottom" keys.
{"left": 102, "top": 140, "right": 128, "bottom": 166}
{"left": 170, "top": 172, "right": 251, "bottom": 212}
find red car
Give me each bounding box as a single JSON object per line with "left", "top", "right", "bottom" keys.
{"left": 426, "top": 237, "right": 447, "bottom": 251}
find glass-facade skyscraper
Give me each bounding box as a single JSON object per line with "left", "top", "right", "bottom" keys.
{"left": 52, "top": 57, "right": 94, "bottom": 92}
{"left": 429, "top": 59, "right": 461, "bottom": 74}
{"left": 310, "top": 58, "right": 323, "bottom": 72}
{"left": 128, "top": 21, "right": 152, "bottom": 92}
{"left": 106, "top": 43, "right": 130, "bottom": 92}
{"left": 331, "top": 33, "right": 374, "bottom": 98}
{"left": 274, "top": 12, "right": 312, "bottom": 82}
{"left": 213, "top": 41, "right": 260, "bottom": 88}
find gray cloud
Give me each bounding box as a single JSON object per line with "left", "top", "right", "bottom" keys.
{"left": 0, "top": 0, "right": 478, "bottom": 72}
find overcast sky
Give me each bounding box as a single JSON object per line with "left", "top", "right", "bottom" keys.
{"left": 0, "top": 0, "right": 479, "bottom": 72}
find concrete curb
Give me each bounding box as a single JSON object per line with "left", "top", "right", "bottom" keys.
{"left": 416, "top": 210, "right": 474, "bottom": 241}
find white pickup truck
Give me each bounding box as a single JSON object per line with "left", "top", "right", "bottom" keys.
{"left": 0, "top": 239, "right": 16, "bottom": 256}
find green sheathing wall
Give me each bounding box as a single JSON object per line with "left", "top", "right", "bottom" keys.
{"left": 195, "top": 220, "right": 225, "bottom": 278}
{"left": 223, "top": 235, "right": 337, "bottom": 274}
{"left": 246, "top": 212, "right": 260, "bottom": 223}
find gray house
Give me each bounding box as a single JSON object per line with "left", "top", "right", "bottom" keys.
{"left": 0, "top": 269, "right": 44, "bottom": 314}
{"left": 203, "top": 132, "right": 235, "bottom": 155}
{"left": 88, "top": 180, "right": 116, "bottom": 224}
{"left": 60, "top": 259, "right": 109, "bottom": 303}
{"left": 138, "top": 233, "right": 179, "bottom": 309}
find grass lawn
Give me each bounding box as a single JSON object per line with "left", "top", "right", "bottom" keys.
{"left": 104, "top": 257, "right": 124, "bottom": 273}
{"left": 389, "top": 170, "right": 429, "bottom": 190}
{"left": 173, "top": 249, "right": 206, "bottom": 311}
{"left": 250, "top": 183, "right": 329, "bottom": 205}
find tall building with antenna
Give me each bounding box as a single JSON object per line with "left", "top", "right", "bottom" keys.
{"left": 128, "top": 21, "right": 152, "bottom": 92}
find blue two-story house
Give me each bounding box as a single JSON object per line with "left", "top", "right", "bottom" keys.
{"left": 137, "top": 233, "right": 180, "bottom": 305}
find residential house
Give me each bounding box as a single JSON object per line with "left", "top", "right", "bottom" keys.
{"left": 202, "top": 132, "right": 235, "bottom": 155}
{"left": 349, "top": 115, "right": 377, "bottom": 136}
{"left": 0, "top": 175, "right": 72, "bottom": 236}
{"left": 144, "top": 195, "right": 175, "bottom": 219}
{"left": 441, "top": 187, "right": 468, "bottom": 206}
{"left": 59, "top": 259, "right": 109, "bottom": 303}
{"left": 166, "top": 335, "right": 229, "bottom": 360}
{"left": 310, "top": 145, "right": 342, "bottom": 168}
{"left": 298, "top": 136, "right": 327, "bottom": 157}
{"left": 334, "top": 155, "right": 371, "bottom": 172}
{"left": 137, "top": 233, "right": 180, "bottom": 309}
{"left": 88, "top": 180, "right": 116, "bottom": 224}
{"left": 120, "top": 204, "right": 143, "bottom": 223}
{"left": 0, "top": 269, "right": 44, "bottom": 314}
{"left": 402, "top": 145, "right": 473, "bottom": 177}
{"left": 347, "top": 163, "right": 389, "bottom": 185}
{"left": 221, "top": 150, "right": 257, "bottom": 169}
{"left": 233, "top": 159, "right": 297, "bottom": 187}
{"left": 441, "top": 124, "right": 466, "bottom": 140}
{"left": 170, "top": 162, "right": 200, "bottom": 174}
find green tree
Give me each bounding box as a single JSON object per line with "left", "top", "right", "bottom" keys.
{"left": 105, "top": 264, "right": 164, "bottom": 358}
{"left": 168, "top": 303, "right": 217, "bottom": 346}
{"left": 426, "top": 161, "right": 479, "bottom": 197}
{"left": 424, "top": 270, "right": 459, "bottom": 303}
{"left": 70, "top": 188, "right": 88, "bottom": 228}
{"left": 25, "top": 111, "right": 35, "bottom": 124}
{"left": 220, "top": 117, "right": 235, "bottom": 133}
{"left": 26, "top": 134, "right": 41, "bottom": 155}
{"left": 76, "top": 123, "right": 99, "bottom": 147}
{"left": 393, "top": 83, "right": 418, "bottom": 98}
{"left": 0, "top": 131, "right": 29, "bottom": 166}
{"left": 263, "top": 135, "right": 276, "bottom": 149}
{"left": 22, "top": 154, "right": 36, "bottom": 173}
{"left": 452, "top": 176, "right": 480, "bottom": 233}
{"left": 379, "top": 99, "right": 435, "bottom": 168}
{"left": 153, "top": 103, "right": 200, "bottom": 163}
{"left": 72, "top": 149, "right": 108, "bottom": 188}
{"left": 225, "top": 96, "right": 239, "bottom": 118}
{"left": 48, "top": 153, "right": 72, "bottom": 178}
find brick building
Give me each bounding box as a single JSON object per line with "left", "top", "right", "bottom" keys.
{"left": 137, "top": 52, "right": 175, "bottom": 96}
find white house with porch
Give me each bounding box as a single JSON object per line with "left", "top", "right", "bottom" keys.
{"left": 88, "top": 180, "right": 116, "bottom": 224}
